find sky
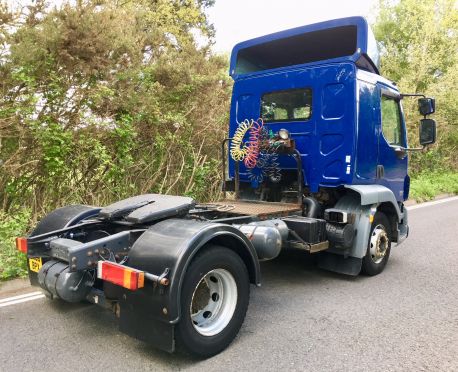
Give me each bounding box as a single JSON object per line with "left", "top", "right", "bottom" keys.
{"left": 206, "top": 0, "right": 379, "bottom": 53}
{"left": 7, "top": 0, "right": 379, "bottom": 53}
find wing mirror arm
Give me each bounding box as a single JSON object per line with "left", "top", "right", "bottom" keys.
{"left": 391, "top": 145, "right": 423, "bottom": 160}
{"left": 393, "top": 145, "right": 424, "bottom": 152}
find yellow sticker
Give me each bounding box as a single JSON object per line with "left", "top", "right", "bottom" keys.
{"left": 29, "top": 257, "right": 42, "bottom": 273}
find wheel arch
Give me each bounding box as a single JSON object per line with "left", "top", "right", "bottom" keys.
{"left": 124, "top": 219, "right": 260, "bottom": 326}
{"left": 27, "top": 205, "right": 101, "bottom": 286}
{"left": 30, "top": 204, "right": 101, "bottom": 237}
{"left": 344, "top": 184, "right": 403, "bottom": 222}
{"left": 318, "top": 185, "right": 404, "bottom": 275}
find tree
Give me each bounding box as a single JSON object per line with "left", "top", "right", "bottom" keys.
{"left": 0, "top": 0, "right": 230, "bottom": 218}
{"left": 373, "top": 0, "right": 458, "bottom": 173}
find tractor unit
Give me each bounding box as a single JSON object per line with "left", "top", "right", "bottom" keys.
{"left": 18, "top": 17, "right": 436, "bottom": 357}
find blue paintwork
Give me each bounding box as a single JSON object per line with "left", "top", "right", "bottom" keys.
{"left": 227, "top": 17, "right": 409, "bottom": 202}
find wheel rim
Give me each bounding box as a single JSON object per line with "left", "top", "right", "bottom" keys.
{"left": 370, "top": 224, "right": 389, "bottom": 264}
{"left": 190, "top": 268, "right": 238, "bottom": 337}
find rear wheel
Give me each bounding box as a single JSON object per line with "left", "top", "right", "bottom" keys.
{"left": 175, "top": 245, "right": 250, "bottom": 358}
{"left": 361, "top": 212, "right": 392, "bottom": 276}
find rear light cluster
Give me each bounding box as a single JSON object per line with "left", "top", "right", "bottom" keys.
{"left": 97, "top": 261, "right": 145, "bottom": 291}
{"left": 16, "top": 237, "right": 28, "bottom": 254}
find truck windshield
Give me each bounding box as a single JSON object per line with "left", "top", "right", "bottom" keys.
{"left": 261, "top": 88, "right": 312, "bottom": 123}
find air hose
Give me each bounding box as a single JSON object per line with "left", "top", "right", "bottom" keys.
{"left": 230, "top": 119, "right": 252, "bottom": 161}
{"left": 244, "top": 119, "right": 264, "bottom": 168}
{"left": 231, "top": 118, "right": 282, "bottom": 183}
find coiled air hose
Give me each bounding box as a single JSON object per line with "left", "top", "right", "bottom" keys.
{"left": 244, "top": 119, "right": 264, "bottom": 168}
{"left": 231, "top": 118, "right": 282, "bottom": 183}
{"left": 230, "top": 119, "right": 252, "bottom": 161}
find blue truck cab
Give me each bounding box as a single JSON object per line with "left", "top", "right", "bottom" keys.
{"left": 225, "top": 16, "right": 436, "bottom": 274}
{"left": 229, "top": 17, "right": 408, "bottom": 199}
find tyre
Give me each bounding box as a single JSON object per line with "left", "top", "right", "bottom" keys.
{"left": 361, "top": 211, "right": 392, "bottom": 276}
{"left": 175, "top": 245, "right": 250, "bottom": 358}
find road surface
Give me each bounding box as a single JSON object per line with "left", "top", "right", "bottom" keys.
{"left": 1, "top": 197, "right": 457, "bottom": 371}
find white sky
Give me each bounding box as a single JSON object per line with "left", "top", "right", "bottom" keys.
{"left": 7, "top": 0, "right": 379, "bottom": 53}
{"left": 207, "top": 0, "right": 379, "bottom": 53}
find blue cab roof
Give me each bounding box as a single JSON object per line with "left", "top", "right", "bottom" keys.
{"left": 229, "top": 16, "right": 380, "bottom": 79}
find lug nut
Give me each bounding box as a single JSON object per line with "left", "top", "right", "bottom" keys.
{"left": 87, "top": 251, "right": 93, "bottom": 257}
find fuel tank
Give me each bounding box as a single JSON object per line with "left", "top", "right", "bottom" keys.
{"left": 233, "top": 219, "right": 288, "bottom": 260}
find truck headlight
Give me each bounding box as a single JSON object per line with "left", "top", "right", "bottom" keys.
{"left": 278, "top": 129, "right": 290, "bottom": 140}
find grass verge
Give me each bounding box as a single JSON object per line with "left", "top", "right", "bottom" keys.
{"left": 410, "top": 171, "right": 458, "bottom": 202}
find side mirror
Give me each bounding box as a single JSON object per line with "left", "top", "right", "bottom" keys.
{"left": 418, "top": 97, "right": 435, "bottom": 116}
{"left": 419, "top": 118, "right": 436, "bottom": 146}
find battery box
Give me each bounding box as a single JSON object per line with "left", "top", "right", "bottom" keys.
{"left": 282, "top": 216, "right": 327, "bottom": 244}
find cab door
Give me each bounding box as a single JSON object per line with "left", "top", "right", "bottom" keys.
{"left": 376, "top": 86, "right": 409, "bottom": 201}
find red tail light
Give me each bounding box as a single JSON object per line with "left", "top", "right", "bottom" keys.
{"left": 16, "top": 237, "right": 28, "bottom": 254}
{"left": 97, "top": 261, "right": 144, "bottom": 291}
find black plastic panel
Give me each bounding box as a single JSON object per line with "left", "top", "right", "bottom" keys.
{"left": 98, "top": 194, "right": 157, "bottom": 220}
{"left": 126, "top": 195, "right": 195, "bottom": 224}
{"left": 99, "top": 194, "right": 195, "bottom": 223}
{"left": 30, "top": 205, "right": 100, "bottom": 237}
{"left": 283, "top": 216, "right": 327, "bottom": 244}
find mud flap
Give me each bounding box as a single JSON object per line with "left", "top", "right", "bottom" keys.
{"left": 317, "top": 252, "right": 362, "bottom": 276}
{"left": 119, "top": 293, "right": 175, "bottom": 353}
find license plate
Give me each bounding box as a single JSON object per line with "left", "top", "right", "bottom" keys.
{"left": 29, "top": 257, "right": 42, "bottom": 273}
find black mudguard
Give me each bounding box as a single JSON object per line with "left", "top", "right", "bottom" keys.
{"left": 30, "top": 205, "right": 101, "bottom": 237}
{"left": 118, "top": 218, "right": 260, "bottom": 352}
{"left": 28, "top": 205, "right": 100, "bottom": 285}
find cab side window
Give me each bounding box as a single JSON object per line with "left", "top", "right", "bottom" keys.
{"left": 381, "top": 95, "right": 403, "bottom": 146}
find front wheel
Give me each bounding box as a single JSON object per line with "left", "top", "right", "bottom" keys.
{"left": 175, "top": 245, "right": 250, "bottom": 358}
{"left": 361, "top": 212, "right": 392, "bottom": 276}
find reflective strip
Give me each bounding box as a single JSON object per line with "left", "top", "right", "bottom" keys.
{"left": 97, "top": 261, "right": 144, "bottom": 291}
{"left": 16, "top": 237, "right": 28, "bottom": 253}
{"left": 138, "top": 272, "right": 145, "bottom": 289}
{"left": 124, "top": 268, "right": 132, "bottom": 289}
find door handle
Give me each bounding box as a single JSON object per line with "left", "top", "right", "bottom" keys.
{"left": 393, "top": 146, "right": 407, "bottom": 159}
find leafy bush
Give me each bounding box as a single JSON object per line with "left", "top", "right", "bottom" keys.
{"left": 0, "top": 210, "right": 30, "bottom": 280}
{"left": 0, "top": 0, "right": 230, "bottom": 219}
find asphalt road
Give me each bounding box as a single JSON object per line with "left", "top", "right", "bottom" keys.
{"left": 1, "top": 198, "right": 458, "bottom": 372}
